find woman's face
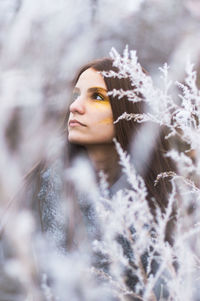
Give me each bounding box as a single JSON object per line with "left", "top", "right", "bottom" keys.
{"left": 68, "top": 68, "right": 115, "bottom": 145}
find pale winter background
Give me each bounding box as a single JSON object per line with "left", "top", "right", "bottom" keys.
{"left": 0, "top": 0, "right": 200, "bottom": 300}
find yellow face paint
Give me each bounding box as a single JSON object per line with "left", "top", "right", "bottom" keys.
{"left": 90, "top": 100, "right": 111, "bottom": 109}
{"left": 93, "top": 96, "right": 110, "bottom": 103}
{"left": 98, "top": 117, "right": 113, "bottom": 124}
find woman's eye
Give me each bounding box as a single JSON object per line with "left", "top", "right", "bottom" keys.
{"left": 93, "top": 93, "right": 104, "bottom": 101}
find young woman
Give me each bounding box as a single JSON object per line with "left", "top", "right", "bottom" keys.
{"left": 66, "top": 58, "right": 174, "bottom": 213}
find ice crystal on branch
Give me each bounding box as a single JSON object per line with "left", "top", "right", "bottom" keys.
{"left": 173, "top": 61, "right": 200, "bottom": 151}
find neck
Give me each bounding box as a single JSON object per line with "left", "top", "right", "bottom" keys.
{"left": 85, "top": 143, "right": 120, "bottom": 187}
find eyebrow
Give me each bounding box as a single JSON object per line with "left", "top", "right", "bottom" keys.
{"left": 88, "top": 87, "right": 108, "bottom": 93}
{"left": 73, "top": 86, "right": 108, "bottom": 93}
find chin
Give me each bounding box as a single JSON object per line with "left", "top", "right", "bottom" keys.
{"left": 68, "top": 134, "right": 86, "bottom": 145}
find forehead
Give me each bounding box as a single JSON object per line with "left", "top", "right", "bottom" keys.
{"left": 76, "top": 68, "right": 107, "bottom": 90}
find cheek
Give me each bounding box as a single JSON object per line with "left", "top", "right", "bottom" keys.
{"left": 86, "top": 102, "right": 115, "bottom": 140}
{"left": 97, "top": 117, "right": 113, "bottom": 125}
{"left": 93, "top": 116, "right": 115, "bottom": 141}
{"left": 90, "top": 103, "right": 113, "bottom": 125}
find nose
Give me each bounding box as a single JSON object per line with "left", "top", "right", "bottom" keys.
{"left": 69, "top": 96, "right": 85, "bottom": 115}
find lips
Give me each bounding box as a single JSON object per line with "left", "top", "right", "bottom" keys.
{"left": 68, "top": 119, "right": 86, "bottom": 127}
